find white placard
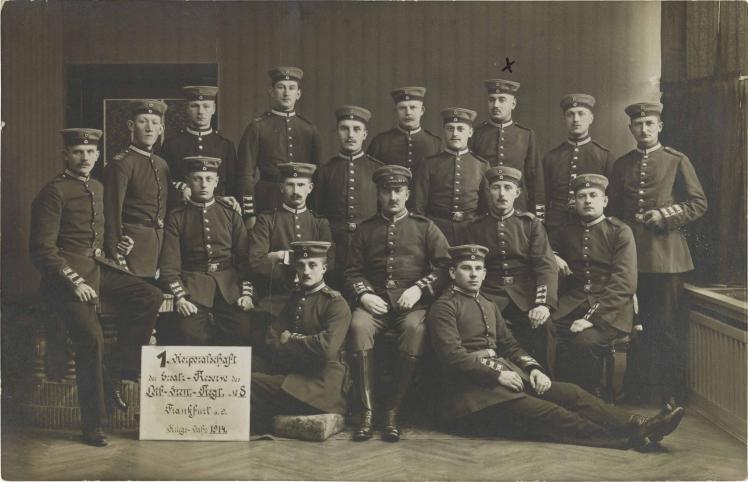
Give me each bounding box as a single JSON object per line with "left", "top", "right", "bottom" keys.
{"left": 139, "top": 346, "right": 251, "bottom": 441}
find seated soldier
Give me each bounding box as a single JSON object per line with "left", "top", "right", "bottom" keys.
{"left": 251, "top": 241, "right": 351, "bottom": 435}
{"left": 249, "top": 162, "right": 334, "bottom": 316}
{"left": 428, "top": 244, "right": 685, "bottom": 450}
{"left": 30, "top": 128, "right": 163, "bottom": 446}
{"left": 550, "top": 174, "right": 637, "bottom": 393}
{"left": 159, "top": 156, "right": 258, "bottom": 345}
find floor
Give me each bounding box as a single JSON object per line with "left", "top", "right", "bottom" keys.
{"left": 2, "top": 407, "right": 746, "bottom": 481}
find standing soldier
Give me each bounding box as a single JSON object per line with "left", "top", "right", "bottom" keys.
{"left": 367, "top": 86, "right": 441, "bottom": 172}
{"left": 159, "top": 156, "right": 258, "bottom": 346}
{"left": 463, "top": 166, "right": 558, "bottom": 370}
{"left": 237, "top": 66, "right": 322, "bottom": 226}
{"left": 160, "top": 85, "right": 238, "bottom": 203}
{"left": 550, "top": 174, "right": 637, "bottom": 393}
{"left": 470, "top": 79, "right": 544, "bottom": 217}
{"left": 104, "top": 99, "right": 171, "bottom": 279}
{"left": 249, "top": 162, "right": 333, "bottom": 316}
{"left": 609, "top": 102, "right": 707, "bottom": 407}
{"left": 251, "top": 241, "right": 351, "bottom": 436}
{"left": 542, "top": 94, "right": 613, "bottom": 234}
{"left": 412, "top": 107, "right": 490, "bottom": 244}
{"left": 314, "top": 106, "right": 382, "bottom": 288}
{"left": 345, "top": 165, "right": 451, "bottom": 442}
{"left": 30, "top": 129, "right": 163, "bottom": 446}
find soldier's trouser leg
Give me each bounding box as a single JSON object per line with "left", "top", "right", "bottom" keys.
{"left": 251, "top": 371, "right": 320, "bottom": 434}
{"left": 503, "top": 302, "right": 553, "bottom": 371}
{"left": 99, "top": 268, "right": 161, "bottom": 379}
{"left": 177, "top": 305, "right": 214, "bottom": 345}
{"left": 348, "top": 308, "right": 392, "bottom": 352}
{"left": 57, "top": 300, "right": 106, "bottom": 432}
{"left": 210, "top": 295, "right": 255, "bottom": 346}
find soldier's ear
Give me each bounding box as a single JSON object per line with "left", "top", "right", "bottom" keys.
{"left": 449, "top": 266, "right": 456, "bottom": 280}
{"left": 126, "top": 119, "right": 135, "bottom": 132}
{"left": 657, "top": 121, "right": 664, "bottom": 132}
{"left": 467, "top": 126, "right": 474, "bottom": 138}
{"left": 362, "top": 128, "right": 368, "bottom": 140}
{"left": 321, "top": 263, "right": 328, "bottom": 274}
{"left": 602, "top": 195, "right": 609, "bottom": 207}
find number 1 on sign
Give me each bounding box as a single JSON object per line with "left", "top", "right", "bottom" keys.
{"left": 157, "top": 350, "right": 166, "bottom": 367}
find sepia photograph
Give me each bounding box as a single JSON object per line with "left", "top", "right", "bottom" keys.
{"left": 1, "top": 0, "right": 746, "bottom": 480}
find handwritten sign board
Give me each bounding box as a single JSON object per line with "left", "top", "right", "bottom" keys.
{"left": 139, "top": 346, "right": 251, "bottom": 441}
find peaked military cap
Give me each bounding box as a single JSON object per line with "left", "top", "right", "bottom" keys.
{"left": 484, "top": 79, "right": 520, "bottom": 95}
{"left": 269, "top": 66, "right": 304, "bottom": 85}
{"left": 560, "top": 93, "right": 596, "bottom": 111}
{"left": 448, "top": 244, "right": 489, "bottom": 263}
{"left": 60, "top": 128, "right": 103, "bottom": 147}
{"left": 278, "top": 162, "right": 316, "bottom": 180}
{"left": 372, "top": 164, "right": 412, "bottom": 186}
{"left": 571, "top": 173, "right": 609, "bottom": 193}
{"left": 441, "top": 107, "right": 478, "bottom": 125}
{"left": 390, "top": 86, "right": 426, "bottom": 103}
{"left": 184, "top": 156, "right": 222, "bottom": 173}
{"left": 485, "top": 165, "right": 522, "bottom": 185}
{"left": 335, "top": 105, "right": 372, "bottom": 124}
{"left": 291, "top": 241, "right": 331, "bottom": 259}
{"left": 624, "top": 102, "right": 663, "bottom": 119}
{"left": 130, "top": 99, "right": 167, "bottom": 118}
{"left": 183, "top": 86, "right": 218, "bottom": 101}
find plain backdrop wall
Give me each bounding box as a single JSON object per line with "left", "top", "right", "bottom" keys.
{"left": 1, "top": 1, "right": 662, "bottom": 298}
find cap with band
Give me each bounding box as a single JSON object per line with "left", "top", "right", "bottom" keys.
{"left": 184, "top": 156, "right": 222, "bottom": 173}
{"left": 183, "top": 86, "right": 218, "bottom": 101}
{"left": 291, "top": 241, "right": 331, "bottom": 259}
{"left": 484, "top": 79, "right": 520, "bottom": 95}
{"left": 60, "top": 128, "right": 103, "bottom": 147}
{"left": 560, "top": 93, "right": 595, "bottom": 111}
{"left": 390, "top": 86, "right": 426, "bottom": 103}
{"left": 278, "top": 162, "right": 316, "bottom": 180}
{"left": 441, "top": 107, "right": 477, "bottom": 125}
{"left": 571, "top": 173, "right": 609, "bottom": 192}
{"left": 624, "top": 102, "right": 663, "bottom": 119}
{"left": 485, "top": 165, "right": 522, "bottom": 185}
{"left": 130, "top": 99, "right": 167, "bottom": 118}
{"left": 448, "top": 244, "right": 489, "bottom": 263}
{"left": 268, "top": 66, "right": 304, "bottom": 85}
{"left": 372, "top": 165, "right": 412, "bottom": 186}
{"left": 335, "top": 105, "right": 372, "bottom": 124}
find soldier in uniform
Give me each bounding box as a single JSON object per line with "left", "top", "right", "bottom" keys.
{"left": 248, "top": 162, "right": 334, "bottom": 316}
{"left": 237, "top": 66, "right": 323, "bottom": 225}
{"left": 366, "top": 86, "right": 441, "bottom": 173}
{"left": 313, "top": 106, "right": 383, "bottom": 289}
{"left": 412, "top": 107, "right": 490, "bottom": 244}
{"left": 463, "top": 166, "right": 558, "bottom": 371}
{"left": 159, "top": 85, "right": 238, "bottom": 203}
{"left": 428, "top": 244, "right": 685, "bottom": 450}
{"left": 609, "top": 102, "right": 707, "bottom": 406}
{"left": 104, "top": 99, "right": 171, "bottom": 278}
{"left": 159, "top": 156, "right": 258, "bottom": 345}
{"left": 345, "top": 165, "right": 451, "bottom": 442}
{"left": 251, "top": 241, "right": 351, "bottom": 434}
{"left": 541, "top": 94, "right": 614, "bottom": 234}
{"left": 550, "top": 174, "right": 637, "bottom": 393}
{"left": 30, "top": 129, "right": 163, "bottom": 446}
{"left": 470, "top": 79, "right": 544, "bottom": 217}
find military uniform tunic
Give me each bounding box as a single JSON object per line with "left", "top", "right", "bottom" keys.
{"left": 542, "top": 137, "right": 613, "bottom": 233}
{"left": 237, "top": 110, "right": 322, "bottom": 215}
{"left": 367, "top": 126, "right": 442, "bottom": 171}
{"left": 104, "top": 144, "right": 171, "bottom": 277}
{"left": 470, "top": 119, "right": 543, "bottom": 215}
{"left": 411, "top": 148, "right": 490, "bottom": 244}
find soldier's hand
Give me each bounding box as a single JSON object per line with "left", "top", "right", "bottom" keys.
{"left": 267, "top": 251, "right": 288, "bottom": 264}
{"left": 554, "top": 254, "right": 572, "bottom": 276}
{"left": 529, "top": 369, "right": 552, "bottom": 395}
{"left": 279, "top": 330, "right": 292, "bottom": 345}
{"left": 570, "top": 318, "right": 594, "bottom": 333}
{"left": 218, "top": 196, "right": 242, "bottom": 215}
{"left": 360, "top": 293, "right": 389, "bottom": 315}
{"left": 497, "top": 370, "right": 524, "bottom": 392}
{"left": 181, "top": 186, "right": 192, "bottom": 203}
{"left": 528, "top": 305, "right": 551, "bottom": 328}
{"left": 397, "top": 285, "right": 423, "bottom": 311}
{"left": 245, "top": 216, "right": 257, "bottom": 231}
{"left": 116, "top": 236, "right": 135, "bottom": 256}
{"left": 236, "top": 296, "right": 254, "bottom": 312}
{"left": 644, "top": 209, "right": 665, "bottom": 229}
{"left": 175, "top": 298, "right": 199, "bottom": 317}
{"left": 73, "top": 283, "right": 98, "bottom": 303}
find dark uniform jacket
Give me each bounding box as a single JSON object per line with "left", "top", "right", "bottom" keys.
{"left": 367, "top": 126, "right": 442, "bottom": 171}
{"left": 542, "top": 137, "right": 613, "bottom": 232}
{"left": 248, "top": 204, "right": 334, "bottom": 296}
{"left": 30, "top": 170, "right": 131, "bottom": 297}
{"left": 159, "top": 127, "right": 238, "bottom": 197}
{"left": 104, "top": 145, "right": 171, "bottom": 277}
{"left": 412, "top": 148, "right": 490, "bottom": 222}
{"left": 608, "top": 144, "right": 707, "bottom": 273}
{"left": 264, "top": 282, "right": 351, "bottom": 414}
{"left": 344, "top": 210, "right": 451, "bottom": 309}
{"left": 464, "top": 209, "right": 558, "bottom": 312}
{"left": 159, "top": 198, "right": 251, "bottom": 308}
{"left": 549, "top": 216, "right": 638, "bottom": 333}
{"left": 236, "top": 110, "right": 322, "bottom": 204}
{"left": 428, "top": 286, "right": 543, "bottom": 420}
{"left": 470, "top": 119, "right": 543, "bottom": 215}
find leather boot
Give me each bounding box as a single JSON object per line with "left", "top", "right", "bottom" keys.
{"left": 628, "top": 406, "right": 685, "bottom": 446}
{"left": 82, "top": 427, "right": 108, "bottom": 447}
{"left": 104, "top": 370, "right": 128, "bottom": 413}
{"left": 382, "top": 353, "right": 419, "bottom": 442}
{"left": 351, "top": 350, "right": 375, "bottom": 441}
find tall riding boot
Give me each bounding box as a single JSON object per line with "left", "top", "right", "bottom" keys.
{"left": 382, "top": 353, "right": 419, "bottom": 442}
{"left": 351, "top": 350, "right": 375, "bottom": 441}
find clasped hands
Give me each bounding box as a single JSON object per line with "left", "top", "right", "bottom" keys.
{"left": 360, "top": 285, "right": 422, "bottom": 315}
{"left": 175, "top": 295, "right": 254, "bottom": 317}
{"left": 498, "top": 368, "right": 551, "bottom": 395}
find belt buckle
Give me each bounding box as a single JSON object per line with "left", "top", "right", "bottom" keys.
{"left": 584, "top": 283, "right": 592, "bottom": 293}
{"left": 347, "top": 222, "right": 357, "bottom": 232}
{"left": 157, "top": 217, "right": 164, "bottom": 229}
{"left": 386, "top": 279, "right": 398, "bottom": 289}
{"left": 500, "top": 276, "right": 515, "bottom": 286}
{"left": 452, "top": 211, "right": 464, "bottom": 222}
{"left": 207, "top": 262, "right": 220, "bottom": 272}
{"left": 94, "top": 248, "right": 103, "bottom": 257}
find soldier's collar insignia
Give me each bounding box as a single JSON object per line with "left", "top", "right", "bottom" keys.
{"left": 129, "top": 144, "right": 153, "bottom": 157}
{"left": 445, "top": 147, "right": 469, "bottom": 157}
{"left": 488, "top": 119, "right": 513, "bottom": 129}
{"left": 566, "top": 136, "right": 592, "bottom": 147}
{"left": 636, "top": 143, "right": 662, "bottom": 155}
{"left": 397, "top": 125, "right": 422, "bottom": 136}
{"left": 63, "top": 169, "right": 90, "bottom": 182}
{"left": 282, "top": 203, "right": 307, "bottom": 214}
{"left": 339, "top": 150, "right": 365, "bottom": 161}
{"left": 453, "top": 285, "right": 480, "bottom": 298}
{"left": 186, "top": 126, "right": 213, "bottom": 137}
{"left": 187, "top": 198, "right": 216, "bottom": 208}
{"left": 271, "top": 109, "right": 296, "bottom": 118}
{"left": 581, "top": 214, "right": 606, "bottom": 227}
